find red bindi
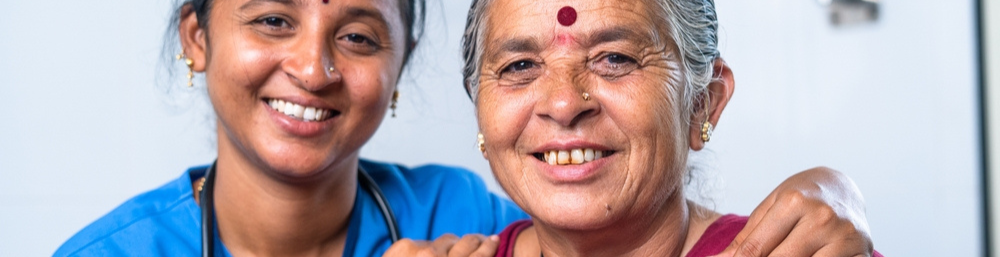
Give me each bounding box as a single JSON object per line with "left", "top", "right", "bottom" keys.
{"left": 323, "top": 0, "right": 328, "bottom": 3}
{"left": 557, "top": 6, "right": 577, "bottom": 26}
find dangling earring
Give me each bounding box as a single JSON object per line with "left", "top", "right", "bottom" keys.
{"left": 477, "top": 133, "right": 486, "bottom": 152}
{"left": 700, "top": 121, "right": 713, "bottom": 142}
{"left": 176, "top": 51, "right": 194, "bottom": 87}
{"left": 390, "top": 90, "right": 399, "bottom": 118}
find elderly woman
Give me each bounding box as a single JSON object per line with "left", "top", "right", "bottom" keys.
{"left": 56, "top": 0, "right": 874, "bottom": 256}
{"left": 459, "top": 0, "right": 882, "bottom": 256}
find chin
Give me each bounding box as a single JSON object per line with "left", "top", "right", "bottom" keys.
{"left": 256, "top": 144, "right": 343, "bottom": 181}
{"left": 528, "top": 190, "right": 623, "bottom": 231}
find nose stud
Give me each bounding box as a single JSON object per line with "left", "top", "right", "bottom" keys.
{"left": 328, "top": 66, "right": 336, "bottom": 73}
{"left": 582, "top": 92, "right": 591, "bottom": 101}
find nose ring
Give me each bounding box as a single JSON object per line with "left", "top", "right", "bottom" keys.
{"left": 582, "top": 92, "right": 591, "bottom": 101}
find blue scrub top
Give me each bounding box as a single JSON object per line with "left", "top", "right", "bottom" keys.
{"left": 54, "top": 159, "right": 528, "bottom": 256}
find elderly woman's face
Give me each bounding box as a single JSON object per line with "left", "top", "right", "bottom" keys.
{"left": 476, "top": 0, "right": 690, "bottom": 229}
{"left": 193, "top": 0, "right": 406, "bottom": 177}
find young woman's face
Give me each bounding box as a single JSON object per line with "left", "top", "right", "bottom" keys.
{"left": 475, "top": 0, "right": 691, "bottom": 230}
{"left": 197, "top": 0, "right": 406, "bottom": 178}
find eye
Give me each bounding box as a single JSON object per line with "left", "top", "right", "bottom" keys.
{"left": 499, "top": 60, "right": 542, "bottom": 85}
{"left": 504, "top": 60, "right": 536, "bottom": 73}
{"left": 344, "top": 33, "right": 374, "bottom": 45}
{"left": 255, "top": 16, "right": 292, "bottom": 29}
{"left": 252, "top": 16, "right": 294, "bottom": 36}
{"left": 607, "top": 54, "right": 635, "bottom": 65}
{"left": 261, "top": 17, "right": 287, "bottom": 27}
{"left": 338, "top": 33, "right": 380, "bottom": 54}
{"left": 592, "top": 53, "right": 638, "bottom": 79}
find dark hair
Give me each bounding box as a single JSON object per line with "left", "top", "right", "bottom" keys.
{"left": 162, "top": 0, "right": 425, "bottom": 78}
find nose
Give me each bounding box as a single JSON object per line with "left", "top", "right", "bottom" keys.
{"left": 281, "top": 34, "right": 341, "bottom": 92}
{"left": 534, "top": 74, "right": 600, "bottom": 127}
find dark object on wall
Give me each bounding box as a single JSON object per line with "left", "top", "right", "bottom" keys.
{"left": 819, "top": 0, "right": 879, "bottom": 26}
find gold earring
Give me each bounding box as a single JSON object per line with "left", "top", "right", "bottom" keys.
{"left": 390, "top": 90, "right": 399, "bottom": 118}
{"left": 701, "top": 121, "right": 713, "bottom": 142}
{"left": 582, "top": 92, "right": 591, "bottom": 101}
{"left": 477, "top": 133, "right": 486, "bottom": 152}
{"left": 177, "top": 52, "right": 194, "bottom": 87}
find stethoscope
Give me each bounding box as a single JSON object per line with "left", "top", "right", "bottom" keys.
{"left": 198, "top": 161, "right": 401, "bottom": 257}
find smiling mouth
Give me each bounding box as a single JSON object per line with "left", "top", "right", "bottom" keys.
{"left": 532, "top": 148, "right": 616, "bottom": 165}
{"left": 265, "top": 98, "right": 340, "bottom": 122}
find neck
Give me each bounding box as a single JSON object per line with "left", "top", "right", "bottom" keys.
{"left": 212, "top": 135, "right": 358, "bottom": 257}
{"left": 532, "top": 192, "right": 713, "bottom": 257}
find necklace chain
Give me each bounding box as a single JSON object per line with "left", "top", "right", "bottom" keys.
{"left": 194, "top": 177, "right": 207, "bottom": 202}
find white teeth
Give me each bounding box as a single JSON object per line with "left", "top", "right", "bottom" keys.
{"left": 292, "top": 104, "right": 304, "bottom": 118}
{"left": 274, "top": 100, "right": 285, "bottom": 112}
{"left": 570, "top": 149, "right": 584, "bottom": 164}
{"left": 283, "top": 102, "right": 295, "bottom": 116}
{"left": 543, "top": 148, "right": 608, "bottom": 166}
{"left": 269, "top": 100, "right": 280, "bottom": 110}
{"left": 268, "top": 99, "right": 331, "bottom": 122}
{"left": 303, "top": 107, "right": 316, "bottom": 121}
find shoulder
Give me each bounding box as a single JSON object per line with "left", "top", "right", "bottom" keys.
{"left": 496, "top": 220, "right": 535, "bottom": 257}
{"left": 359, "top": 159, "right": 489, "bottom": 198}
{"left": 358, "top": 159, "right": 526, "bottom": 236}
{"left": 686, "top": 214, "right": 748, "bottom": 257}
{"left": 54, "top": 166, "right": 208, "bottom": 257}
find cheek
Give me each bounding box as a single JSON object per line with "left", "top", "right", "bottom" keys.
{"left": 476, "top": 84, "right": 535, "bottom": 183}
{"left": 476, "top": 84, "right": 532, "bottom": 148}
{"left": 345, "top": 67, "right": 390, "bottom": 108}
{"left": 205, "top": 38, "right": 278, "bottom": 115}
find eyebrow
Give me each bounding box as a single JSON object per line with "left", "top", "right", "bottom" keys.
{"left": 487, "top": 37, "right": 542, "bottom": 61}
{"left": 239, "top": 0, "right": 298, "bottom": 11}
{"left": 583, "top": 26, "right": 650, "bottom": 47}
{"left": 236, "top": 1, "right": 391, "bottom": 32}
{"left": 343, "top": 6, "right": 388, "bottom": 26}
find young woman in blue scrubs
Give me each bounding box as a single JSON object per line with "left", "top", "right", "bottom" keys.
{"left": 55, "top": 0, "right": 873, "bottom": 256}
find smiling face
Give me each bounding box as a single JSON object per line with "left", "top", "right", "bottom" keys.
{"left": 184, "top": 0, "right": 407, "bottom": 179}
{"left": 475, "top": 0, "right": 691, "bottom": 230}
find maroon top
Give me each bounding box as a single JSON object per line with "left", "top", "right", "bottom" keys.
{"left": 495, "top": 215, "right": 883, "bottom": 257}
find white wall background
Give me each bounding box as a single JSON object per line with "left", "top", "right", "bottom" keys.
{"left": 0, "top": 0, "right": 982, "bottom": 256}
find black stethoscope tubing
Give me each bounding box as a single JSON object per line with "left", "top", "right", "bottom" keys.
{"left": 199, "top": 161, "right": 401, "bottom": 257}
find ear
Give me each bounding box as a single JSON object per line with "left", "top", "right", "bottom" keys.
{"left": 689, "top": 58, "right": 735, "bottom": 151}
{"left": 179, "top": 4, "right": 208, "bottom": 72}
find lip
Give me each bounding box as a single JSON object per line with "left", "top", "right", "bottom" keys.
{"left": 263, "top": 97, "right": 341, "bottom": 137}
{"left": 530, "top": 139, "right": 616, "bottom": 183}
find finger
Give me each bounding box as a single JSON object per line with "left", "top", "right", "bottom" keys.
{"left": 721, "top": 193, "right": 778, "bottom": 255}
{"left": 469, "top": 235, "right": 500, "bottom": 257}
{"left": 707, "top": 247, "right": 735, "bottom": 257}
{"left": 447, "top": 234, "right": 487, "bottom": 257}
{"left": 762, "top": 221, "right": 825, "bottom": 257}
{"left": 430, "top": 233, "right": 460, "bottom": 256}
{"left": 732, "top": 199, "right": 803, "bottom": 257}
{"left": 382, "top": 239, "right": 427, "bottom": 257}
{"left": 813, "top": 243, "right": 872, "bottom": 257}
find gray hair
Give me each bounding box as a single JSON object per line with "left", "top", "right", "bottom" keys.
{"left": 460, "top": 0, "right": 722, "bottom": 203}
{"left": 460, "top": 0, "right": 720, "bottom": 121}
